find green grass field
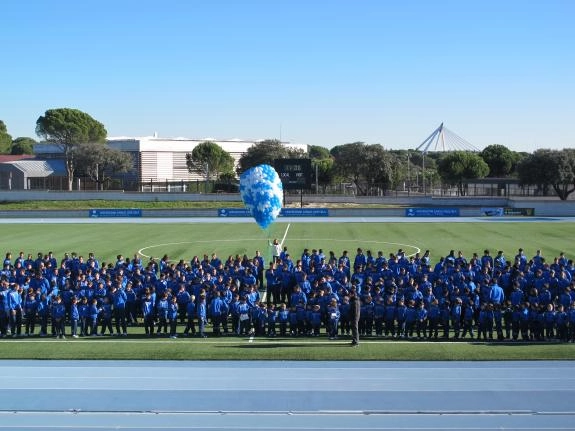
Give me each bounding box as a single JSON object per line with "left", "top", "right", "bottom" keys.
{"left": 1, "top": 220, "right": 573, "bottom": 265}
{"left": 1, "top": 219, "right": 574, "bottom": 360}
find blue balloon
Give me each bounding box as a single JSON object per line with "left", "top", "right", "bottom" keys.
{"left": 240, "top": 164, "right": 283, "bottom": 229}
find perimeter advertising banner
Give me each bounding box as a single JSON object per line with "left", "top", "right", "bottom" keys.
{"left": 218, "top": 208, "right": 329, "bottom": 217}
{"left": 89, "top": 209, "right": 142, "bottom": 218}
{"left": 481, "top": 207, "right": 504, "bottom": 216}
{"left": 504, "top": 208, "right": 535, "bottom": 216}
{"left": 405, "top": 208, "right": 460, "bottom": 217}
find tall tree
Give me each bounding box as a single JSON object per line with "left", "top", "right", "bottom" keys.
{"left": 11, "top": 137, "right": 36, "bottom": 155}
{"left": 0, "top": 120, "right": 13, "bottom": 154}
{"left": 36, "top": 108, "right": 107, "bottom": 190}
{"left": 517, "top": 149, "right": 575, "bottom": 200}
{"left": 236, "top": 139, "right": 306, "bottom": 174}
{"left": 186, "top": 141, "right": 235, "bottom": 191}
{"left": 330, "top": 142, "right": 366, "bottom": 193}
{"left": 437, "top": 151, "right": 489, "bottom": 196}
{"left": 480, "top": 144, "right": 516, "bottom": 177}
{"left": 73, "top": 143, "right": 133, "bottom": 190}
{"left": 331, "top": 142, "right": 397, "bottom": 195}
{"left": 363, "top": 144, "right": 396, "bottom": 193}
{"left": 308, "top": 145, "right": 331, "bottom": 160}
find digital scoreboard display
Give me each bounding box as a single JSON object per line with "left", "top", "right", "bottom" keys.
{"left": 274, "top": 158, "right": 312, "bottom": 190}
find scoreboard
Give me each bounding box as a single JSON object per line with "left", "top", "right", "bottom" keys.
{"left": 274, "top": 158, "right": 312, "bottom": 190}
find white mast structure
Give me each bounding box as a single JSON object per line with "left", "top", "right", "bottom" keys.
{"left": 415, "top": 123, "right": 480, "bottom": 195}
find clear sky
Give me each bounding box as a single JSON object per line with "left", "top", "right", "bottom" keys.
{"left": 3, "top": 0, "right": 574, "bottom": 152}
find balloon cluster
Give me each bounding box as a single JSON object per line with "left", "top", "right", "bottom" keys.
{"left": 240, "top": 164, "right": 283, "bottom": 229}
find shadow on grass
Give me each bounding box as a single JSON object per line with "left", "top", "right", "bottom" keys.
{"left": 467, "top": 340, "right": 570, "bottom": 347}
{"left": 217, "top": 343, "right": 352, "bottom": 349}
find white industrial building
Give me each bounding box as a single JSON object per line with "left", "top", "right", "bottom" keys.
{"left": 15, "top": 135, "right": 308, "bottom": 191}
{"left": 106, "top": 135, "right": 307, "bottom": 183}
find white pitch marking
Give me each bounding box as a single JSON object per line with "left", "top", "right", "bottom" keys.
{"left": 280, "top": 223, "right": 291, "bottom": 249}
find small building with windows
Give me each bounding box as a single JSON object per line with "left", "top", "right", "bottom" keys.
{"left": 0, "top": 155, "right": 67, "bottom": 190}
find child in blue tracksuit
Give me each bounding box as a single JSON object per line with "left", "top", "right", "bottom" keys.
{"left": 384, "top": 298, "right": 396, "bottom": 338}
{"left": 168, "top": 296, "right": 179, "bottom": 338}
{"left": 289, "top": 306, "right": 298, "bottom": 336}
{"left": 50, "top": 295, "right": 66, "bottom": 339}
{"left": 493, "top": 304, "right": 504, "bottom": 341}
{"left": 267, "top": 304, "right": 277, "bottom": 336}
{"left": 451, "top": 298, "right": 462, "bottom": 339}
{"left": 310, "top": 304, "right": 322, "bottom": 336}
{"left": 237, "top": 297, "right": 251, "bottom": 336}
{"left": 7, "top": 284, "right": 23, "bottom": 337}
{"left": 295, "top": 301, "right": 306, "bottom": 336}
{"left": 405, "top": 300, "right": 417, "bottom": 338}
{"left": 78, "top": 296, "right": 89, "bottom": 336}
{"left": 439, "top": 299, "right": 451, "bottom": 339}
{"left": 395, "top": 299, "right": 407, "bottom": 339}
{"left": 568, "top": 303, "right": 575, "bottom": 342}
{"left": 543, "top": 303, "right": 556, "bottom": 340}
{"left": 37, "top": 294, "right": 49, "bottom": 337}
{"left": 23, "top": 292, "right": 38, "bottom": 336}
{"left": 416, "top": 301, "right": 428, "bottom": 339}
{"left": 427, "top": 298, "right": 440, "bottom": 340}
{"left": 461, "top": 300, "right": 475, "bottom": 339}
{"left": 228, "top": 294, "right": 240, "bottom": 335}
{"left": 373, "top": 297, "right": 385, "bottom": 337}
{"left": 142, "top": 292, "right": 155, "bottom": 336}
{"left": 511, "top": 304, "right": 522, "bottom": 340}
{"left": 339, "top": 296, "right": 351, "bottom": 336}
{"left": 326, "top": 298, "right": 340, "bottom": 339}
{"left": 253, "top": 302, "right": 267, "bottom": 336}
{"left": 100, "top": 297, "right": 113, "bottom": 335}
{"left": 88, "top": 298, "right": 100, "bottom": 336}
{"left": 277, "top": 303, "right": 289, "bottom": 336}
{"left": 70, "top": 296, "right": 80, "bottom": 338}
{"left": 197, "top": 294, "right": 207, "bottom": 338}
{"left": 478, "top": 303, "right": 494, "bottom": 340}
{"left": 184, "top": 295, "right": 196, "bottom": 336}
{"left": 156, "top": 293, "right": 169, "bottom": 335}
{"left": 556, "top": 304, "right": 568, "bottom": 341}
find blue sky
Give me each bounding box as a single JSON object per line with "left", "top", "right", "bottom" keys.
{"left": 3, "top": 0, "right": 574, "bottom": 152}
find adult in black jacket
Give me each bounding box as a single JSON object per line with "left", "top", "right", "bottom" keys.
{"left": 349, "top": 287, "right": 361, "bottom": 346}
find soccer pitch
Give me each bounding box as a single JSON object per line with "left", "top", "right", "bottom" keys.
{"left": 1, "top": 219, "right": 573, "bottom": 266}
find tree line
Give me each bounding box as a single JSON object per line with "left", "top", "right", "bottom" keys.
{"left": 2, "top": 109, "right": 574, "bottom": 199}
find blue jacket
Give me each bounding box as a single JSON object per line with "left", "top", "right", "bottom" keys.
{"left": 7, "top": 288, "right": 22, "bottom": 311}
{"left": 186, "top": 301, "right": 196, "bottom": 318}
{"left": 156, "top": 299, "right": 169, "bottom": 319}
{"left": 278, "top": 309, "right": 289, "bottom": 323}
{"left": 142, "top": 299, "right": 154, "bottom": 318}
{"left": 211, "top": 297, "right": 225, "bottom": 316}
{"left": 51, "top": 302, "right": 66, "bottom": 319}
{"left": 70, "top": 303, "right": 80, "bottom": 320}
{"left": 113, "top": 289, "right": 127, "bottom": 309}
{"left": 310, "top": 310, "right": 322, "bottom": 326}
{"left": 168, "top": 302, "right": 178, "bottom": 320}
{"left": 198, "top": 301, "right": 207, "bottom": 320}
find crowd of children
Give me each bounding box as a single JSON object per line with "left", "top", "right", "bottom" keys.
{"left": 1, "top": 246, "right": 575, "bottom": 343}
